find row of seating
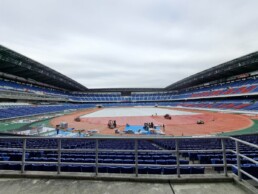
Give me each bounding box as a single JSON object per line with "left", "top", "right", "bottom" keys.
{"left": 211, "top": 159, "right": 258, "bottom": 172}
{"left": 0, "top": 139, "right": 158, "bottom": 150}
{"left": 0, "top": 163, "right": 205, "bottom": 174}
{"left": 198, "top": 155, "right": 258, "bottom": 164}
{"left": 232, "top": 164, "right": 258, "bottom": 179}
{"left": 26, "top": 158, "right": 188, "bottom": 165}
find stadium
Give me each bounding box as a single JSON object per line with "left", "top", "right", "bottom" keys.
{"left": 0, "top": 44, "right": 258, "bottom": 193}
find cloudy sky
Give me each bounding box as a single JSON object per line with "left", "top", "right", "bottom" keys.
{"left": 0, "top": 0, "right": 258, "bottom": 88}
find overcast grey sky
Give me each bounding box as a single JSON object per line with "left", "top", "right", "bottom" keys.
{"left": 0, "top": 0, "right": 258, "bottom": 88}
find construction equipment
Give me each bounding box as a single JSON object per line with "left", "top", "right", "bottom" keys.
{"left": 108, "top": 120, "right": 117, "bottom": 129}
{"left": 164, "top": 114, "right": 171, "bottom": 120}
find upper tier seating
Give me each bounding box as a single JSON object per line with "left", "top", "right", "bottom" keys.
{"left": 0, "top": 98, "right": 257, "bottom": 121}
{"left": 2, "top": 77, "right": 258, "bottom": 102}
{"left": 174, "top": 99, "right": 258, "bottom": 112}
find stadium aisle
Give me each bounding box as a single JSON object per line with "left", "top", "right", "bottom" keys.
{"left": 0, "top": 178, "right": 251, "bottom": 194}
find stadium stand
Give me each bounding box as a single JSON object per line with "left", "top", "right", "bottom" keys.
{"left": 2, "top": 76, "right": 258, "bottom": 103}
{"left": 0, "top": 104, "right": 94, "bottom": 120}
{"left": 0, "top": 136, "right": 257, "bottom": 178}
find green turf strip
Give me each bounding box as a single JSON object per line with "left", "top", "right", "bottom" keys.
{"left": 218, "top": 119, "right": 258, "bottom": 136}
{"left": 0, "top": 122, "right": 28, "bottom": 132}
{"left": 0, "top": 118, "right": 52, "bottom": 133}
{"left": 28, "top": 119, "right": 52, "bottom": 128}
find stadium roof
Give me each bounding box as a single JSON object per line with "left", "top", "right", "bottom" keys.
{"left": 87, "top": 88, "right": 165, "bottom": 93}
{"left": 0, "top": 45, "right": 88, "bottom": 91}
{"left": 165, "top": 51, "right": 258, "bottom": 91}
{"left": 1, "top": 44, "right": 258, "bottom": 93}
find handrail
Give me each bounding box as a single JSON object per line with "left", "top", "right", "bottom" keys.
{"left": 0, "top": 136, "right": 257, "bottom": 184}
{"left": 230, "top": 137, "right": 258, "bottom": 149}
{"left": 0, "top": 136, "right": 228, "bottom": 140}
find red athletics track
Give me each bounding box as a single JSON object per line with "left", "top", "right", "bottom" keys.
{"left": 80, "top": 114, "right": 213, "bottom": 126}
{"left": 50, "top": 107, "right": 253, "bottom": 136}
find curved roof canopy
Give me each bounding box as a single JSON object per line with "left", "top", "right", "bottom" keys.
{"left": 1, "top": 44, "right": 258, "bottom": 92}
{"left": 165, "top": 51, "right": 258, "bottom": 90}
{"left": 0, "top": 45, "right": 87, "bottom": 91}
{"left": 87, "top": 88, "right": 164, "bottom": 93}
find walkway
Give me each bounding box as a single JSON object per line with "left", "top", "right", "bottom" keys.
{"left": 0, "top": 178, "right": 252, "bottom": 194}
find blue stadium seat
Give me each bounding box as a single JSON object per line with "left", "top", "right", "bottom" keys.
{"left": 113, "top": 159, "right": 123, "bottom": 164}
{"left": 156, "top": 160, "right": 166, "bottom": 165}
{"left": 163, "top": 167, "right": 177, "bottom": 175}
{"left": 31, "top": 164, "right": 44, "bottom": 171}
{"left": 68, "top": 165, "right": 81, "bottom": 172}
{"left": 107, "top": 166, "right": 120, "bottom": 173}
{"left": 148, "top": 167, "right": 162, "bottom": 174}
{"left": 191, "top": 167, "right": 205, "bottom": 174}
{"left": 61, "top": 165, "right": 70, "bottom": 172}
{"left": 8, "top": 164, "right": 21, "bottom": 171}
{"left": 121, "top": 166, "right": 134, "bottom": 174}
{"left": 166, "top": 159, "right": 176, "bottom": 165}
{"left": 180, "top": 167, "right": 191, "bottom": 174}
{"left": 103, "top": 159, "right": 113, "bottom": 163}
{"left": 0, "top": 164, "right": 8, "bottom": 170}
{"left": 138, "top": 167, "right": 148, "bottom": 174}
{"left": 81, "top": 165, "right": 95, "bottom": 173}
{"left": 98, "top": 166, "right": 108, "bottom": 173}
{"left": 43, "top": 164, "right": 57, "bottom": 171}
{"left": 179, "top": 160, "right": 189, "bottom": 164}
{"left": 123, "top": 159, "right": 134, "bottom": 164}
{"left": 143, "top": 160, "right": 155, "bottom": 164}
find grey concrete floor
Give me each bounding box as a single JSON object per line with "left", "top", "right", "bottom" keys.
{"left": 0, "top": 178, "right": 253, "bottom": 194}
{"left": 172, "top": 182, "right": 250, "bottom": 194}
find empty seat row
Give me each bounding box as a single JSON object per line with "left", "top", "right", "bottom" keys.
{"left": 26, "top": 158, "right": 188, "bottom": 165}
{"left": 0, "top": 163, "right": 204, "bottom": 175}
{"left": 232, "top": 164, "right": 258, "bottom": 179}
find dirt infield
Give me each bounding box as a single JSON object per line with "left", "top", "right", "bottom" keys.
{"left": 50, "top": 107, "right": 253, "bottom": 136}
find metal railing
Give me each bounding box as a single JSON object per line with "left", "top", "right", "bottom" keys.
{"left": 0, "top": 136, "right": 257, "bottom": 183}
{"left": 229, "top": 137, "right": 258, "bottom": 182}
